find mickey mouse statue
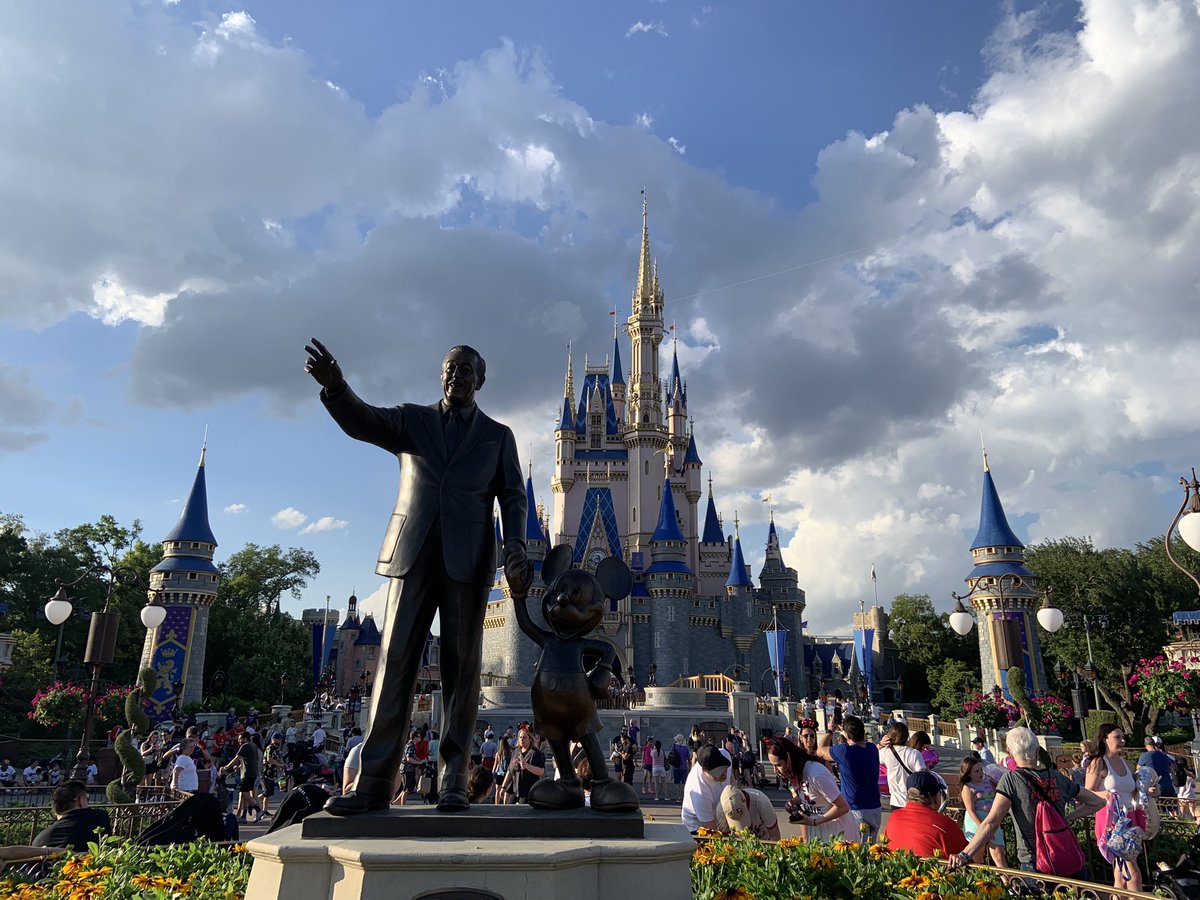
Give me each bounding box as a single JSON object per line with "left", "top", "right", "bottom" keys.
{"left": 509, "top": 543, "right": 640, "bottom": 813}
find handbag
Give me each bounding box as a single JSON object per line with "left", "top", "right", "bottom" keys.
{"left": 1101, "top": 793, "right": 1145, "bottom": 879}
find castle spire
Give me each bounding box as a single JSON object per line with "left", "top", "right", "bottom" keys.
{"left": 163, "top": 445, "right": 217, "bottom": 546}
{"left": 702, "top": 474, "right": 724, "bottom": 543}
{"left": 635, "top": 189, "right": 653, "bottom": 302}
{"left": 564, "top": 342, "right": 574, "bottom": 401}
{"left": 726, "top": 529, "right": 752, "bottom": 588}
{"left": 651, "top": 475, "right": 687, "bottom": 543}
{"left": 670, "top": 333, "right": 683, "bottom": 401}
{"left": 611, "top": 319, "right": 625, "bottom": 386}
{"left": 971, "top": 462, "right": 1023, "bottom": 550}
{"left": 525, "top": 471, "right": 546, "bottom": 545}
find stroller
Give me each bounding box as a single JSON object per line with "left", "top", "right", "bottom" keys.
{"left": 1156, "top": 832, "right": 1200, "bottom": 900}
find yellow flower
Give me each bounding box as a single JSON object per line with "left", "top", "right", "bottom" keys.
{"left": 916, "top": 893, "right": 938, "bottom": 900}
{"left": 807, "top": 853, "right": 836, "bottom": 870}
{"left": 974, "top": 883, "right": 1003, "bottom": 900}
{"left": 172, "top": 880, "right": 193, "bottom": 894}
{"left": 897, "top": 873, "right": 930, "bottom": 890}
{"left": 715, "top": 890, "right": 754, "bottom": 900}
{"left": 130, "top": 874, "right": 154, "bottom": 889}
{"left": 868, "top": 843, "right": 891, "bottom": 859}
{"left": 832, "top": 839, "right": 852, "bottom": 852}
{"left": 231, "top": 843, "right": 249, "bottom": 853}
{"left": 151, "top": 875, "right": 173, "bottom": 889}
{"left": 696, "top": 827, "right": 721, "bottom": 837}
{"left": 777, "top": 837, "right": 803, "bottom": 850}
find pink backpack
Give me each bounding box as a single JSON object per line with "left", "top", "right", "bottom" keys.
{"left": 1019, "top": 771, "right": 1086, "bottom": 877}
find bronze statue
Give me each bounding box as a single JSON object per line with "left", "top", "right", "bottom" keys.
{"left": 304, "top": 338, "right": 528, "bottom": 814}
{"left": 511, "top": 544, "right": 640, "bottom": 813}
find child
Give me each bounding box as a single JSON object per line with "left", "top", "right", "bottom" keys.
{"left": 959, "top": 757, "right": 1006, "bottom": 868}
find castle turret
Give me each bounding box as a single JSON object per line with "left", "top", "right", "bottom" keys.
{"left": 757, "top": 513, "right": 807, "bottom": 698}
{"left": 626, "top": 193, "right": 666, "bottom": 433}
{"left": 667, "top": 340, "right": 687, "bottom": 443}
{"left": 646, "top": 468, "right": 692, "bottom": 684}
{"left": 723, "top": 523, "right": 759, "bottom": 665}
{"left": 141, "top": 446, "right": 220, "bottom": 720}
{"left": 525, "top": 468, "right": 548, "bottom": 566}
{"left": 965, "top": 448, "right": 1045, "bottom": 695}
{"left": 334, "top": 591, "right": 362, "bottom": 696}
{"left": 610, "top": 323, "right": 626, "bottom": 425}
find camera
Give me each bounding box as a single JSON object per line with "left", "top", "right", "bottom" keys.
{"left": 788, "top": 810, "right": 804, "bottom": 824}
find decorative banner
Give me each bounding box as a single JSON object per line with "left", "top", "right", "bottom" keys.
{"left": 993, "top": 611, "right": 1035, "bottom": 699}
{"left": 764, "top": 628, "right": 787, "bottom": 698}
{"left": 321, "top": 622, "right": 336, "bottom": 673}
{"left": 854, "top": 628, "right": 875, "bottom": 700}
{"left": 146, "top": 605, "right": 196, "bottom": 723}
{"left": 311, "top": 622, "right": 323, "bottom": 691}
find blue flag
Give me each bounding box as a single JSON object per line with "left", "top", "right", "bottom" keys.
{"left": 765, "top": 628, "right": 787, "bottom": 697}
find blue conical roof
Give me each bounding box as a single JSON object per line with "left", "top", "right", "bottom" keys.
{"left": 354, "top": 615, "right": 382, "bottom": 646}
{"left": 670, "top": 343, "right": 683, "bottom": 400}
{"left": 650, "top": 478, "right": 686, "bottom": 542}
{"left": 683, "top": 432, "right": 702, "bottom": 465}
{"left": 163, "top": 455, "right": 217, "bottom": 546}
{"left": 702, "top": 493, "right": 724, "bottom": 543}
{"left": 525, "top": 476, "right": 546, "bottom": 544}
{"left": 971, "top": 469, "right": 1023, "bottom": 550}
{"left": 558, "top": 396, "right": 573, "bottom": 432}
{"left": 726, "top": 536, "right": 752, "bottom": 587}
{"left": 612, "top": 333, "right": 625, "bottom": 386}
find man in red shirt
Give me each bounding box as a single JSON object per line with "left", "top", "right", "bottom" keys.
{"left": 883, "top": 771, "right": 967, "bottom": 858}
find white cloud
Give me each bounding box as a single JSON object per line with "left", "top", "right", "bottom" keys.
{"left": 625, "top": 21, "right": 669, "bottom": 38}
{"left": 224, "top": 503, "right": 247, "bottom": 514}
{"left": 668, "top": 136, "right": 686, "bottom": 155}
{"left": 271, "top": 507, "right": 308, "bottom": 529}
{"left": 300, "top": 516, "right": 349, "bottom": 534}
{"left": 634, "top": 112, "right": 654, "bottom": 129}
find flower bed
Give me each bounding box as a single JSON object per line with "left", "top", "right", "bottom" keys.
{"left": 1130, "top": 654, "right": 1200, "bottom": 711}
{"left": 962, "top": 692, "right": 1018, "bottom": 730}
{"left": 1, "top": 836, "right": 250, "bottom": 900}
{"left": 692, "top": 832, "right": 1029, "bottom": 900}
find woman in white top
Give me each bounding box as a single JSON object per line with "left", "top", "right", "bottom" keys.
{"left": 650, "top": 740, "right": 667, "bottom": 801}
{"left": 766, "top": 736, "right": 855, "bottom": 841}
{"left": 1086, "top": 724, "right": 1148, "bottom": 895}
{"left": 878, "top": 721, "right": 926, "bottom": 808}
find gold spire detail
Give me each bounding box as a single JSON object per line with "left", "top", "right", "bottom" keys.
{"left": 199, "top": 425, "right": 208, "bottom": 467}
{"left": 733, "top": 510, "right": 740, "bottom": 539}
{"left": 635, "top": 189, "right": 653, "bottom": 302}
{"left": 564, "top": 341, "right": 574, "bottom": 400}
{"left": 980, "top": 428, "right": 990, "bottom": 472}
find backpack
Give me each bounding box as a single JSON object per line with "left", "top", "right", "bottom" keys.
{"left": 1101, "top": 793, "right": 1145, "bottom": 867}
{"left": 666, "top": 746, "right": 682, "bottom": 768}
{"left": 1018, "top": 770, "right": 1086, "bottom": 877}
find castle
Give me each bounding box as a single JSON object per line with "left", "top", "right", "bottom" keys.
{"left": 480, "top": 198, "right": 812, "bottom": 695}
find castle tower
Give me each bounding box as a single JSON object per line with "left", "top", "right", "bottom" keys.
{"left": 965, "top": 451, "right": 1046, "bottom": 695}
{"left": 723, "top": 523, "right": 758, "bottom": 669}
{"left": 682, "top": 424, "right": 703, "bottom": 574}
{"left": 757, "top": 514, "right": 807, "bottom": 698}
{"left": 140, "top": 446, "right": 220, "bottom": 720}
{"left": 610, "top": 323, "right": 626, "bottom": 425}
{"left": 646, "top": 465, "right": 693, "bottom": 684}
{"left": 334, "top": 591, "right": 361, "bottom": 696}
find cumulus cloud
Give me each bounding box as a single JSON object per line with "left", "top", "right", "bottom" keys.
{"left": 625, "top": 21, "right": 668, "bottom": 38}
{"left": 4, "top": 1, "right": 1200, "bottom": 634}
{"left": 271, "top": 507, "right": 308, "bottom": 529}
{"left": 667, "top": 136, "right": 686, "bottom": 155}
{"left": 0, "top": 365, "right": 52, "bottom": 453}
{"left": 224, "top": 503, "right": 247, "bottom": 514}
{"left": 300, "top": 516, "right": 349, "bottom": 534}
{"left": 634, "top": 112, "right": 654, "bottom": 129}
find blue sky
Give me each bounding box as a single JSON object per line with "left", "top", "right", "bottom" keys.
{"left": 2, "top": 0, "right": 1198, "bottom": 634}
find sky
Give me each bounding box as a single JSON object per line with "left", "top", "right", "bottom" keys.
{"left": 2, "top": 0, "right": 1199, "bottom": 637}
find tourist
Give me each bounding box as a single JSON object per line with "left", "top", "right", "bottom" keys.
{"left": 1139, "top": 735, "right": 1177, "bottom": 798}
{"left": 33, "top": 781, "right": 110, "bottom": 852}
{"left": 909, "top": 730, "right": 939, "bottom": 769}
{"left": 669, "top": 733, "right": 691, "bottom": 802}
{"left": 493, "top": 737, "right": 513, "bottom": 803}
{"left": 0, "top": 758, "right": 16, "bottom": 787}
{"left": 47, "top": 761, "right": 62, "bottom": 787}
{"left": 643, "top": 739, "right": 664, "bottom": 801}
{"left": 796, "top": 721, "right": 825, "bottom": 770}
{"left": 971, "top": 736, "right": 995, "bottom": 765}
{"left": 884, "top": 771, "right": 967, "bottom": 858}
{"left": 640, "top": 737, "right": 654, "bottom": 796}
{"left": 396, "top": 730, "right": 423, "bottom": 806}
{"left": 22, "top": 760, "right": 42, "bottom": 785}
{"left": 346, "top": 726, "right": 363, "bottom": 751}
{"left": 878, "top": 721, "right": 925, "bottom": 808}
{"left": 311, "top": 722, "right": 327, "bottom": 752}
{"left": 959, "top": 756, "right": 1005, "bottom": 867}
{"left": 219, "top": 732, "right": 263, "bottom": 822}
{"left": 1086, "top": 724, "right": 1150, "bottom": 894}
{"left": 342, "top": 740, "right": 362, "bottom": 792}
{"left": 816, "top": 715, "right": 882, "bottom": 841}
{"left": 611, "top": 726, "right": 635, "bottom": 785}
{"left": 766, "top": 735, "right": 855, "bottom": 840}
{"left": 480, "top": 730, "right": 499, "bottom": 771}
{"left": 952, "top": 726, "right": 1102, "bottom": 876}
{"left": 717, "top": 783, "right": 780, "bottom": 839}
{"left": 508, "top": 728, "right": 545, "bottom": 804}
{"left": 170, "top": 739, "right": 199, "bottom": 792}
{"left": 681, "top": 745, "right": 733, "bottom": 833}
{"left": 688, "top": 725, "right": 706, "bottom": 752}
{"left": 261, "top": 733, "right": 287, "bottom": 815}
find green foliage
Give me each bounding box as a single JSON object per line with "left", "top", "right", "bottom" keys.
{"left": 0, "top": 628, "right": 56, "bottom": 734}
{"left": 927, "top": 659, "right": 979, "bottom": 717}
{"left": 2, "top": 834, "right": 251, "bottom": 898}
{"left": 108, "top": 666, "right": 156, "bottom": 803}
{"left": 887, "top": 593, "right": 977, "bottom": 701}
{"left": 1005, "top": 666, "right": 1042, "bottom": 731}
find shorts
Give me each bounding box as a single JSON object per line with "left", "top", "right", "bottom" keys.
{"left": 643, "top": 763, "right": 653, "bottom": 772}
{"left": 261, "top": 778, "right": 276, "bottom": 798}
{"left": 673, "top": 766, "right": 687, "bottom": 784}
{"left": 239, "top": 776, "right": 259, "bottom": 794}
{"left": 482, "top": 757, "right": 496, "bottom": 771}
{"left": 402, "top": 768, "right": 417, "bottom": 792}
{"left": 849, "top": 807, "right": 882, "bottom": 842}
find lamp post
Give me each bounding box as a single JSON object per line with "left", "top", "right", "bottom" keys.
{"left": 1166, "top": 468, "right": 1200, "bottom": 596}
{"left": 1055, "top": 660, "right": 1089, "bottom": 740}
{"left": 43, "top": 587, "right": 74, "bottom": 678}
{"left": 279, "top": 674, "right": 290, "bottom": 706}
{"left": 1037, "top": 595, "right": 1106, "bottom": 712}
{"left": 52, "top": 565, "right": 166, "bottom": 783}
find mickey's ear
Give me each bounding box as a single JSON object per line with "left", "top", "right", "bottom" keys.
{"left": 541, "top": 545, "right": 574, "bottom": 585}
{"left": 595, "top": 556, "right": 633, "bottom": 600}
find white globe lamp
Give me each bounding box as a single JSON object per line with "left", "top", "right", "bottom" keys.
{"left": 949, "top": 598, "right": 975, "bottom": 636}
{"left": 141, "top": 602, "right": 167, "bottom": 630}
{"left": 1036, "top": 596, "right": 1064, "bottom": 633}
{"left": 44, "top": 587, "right": 73, "bottom": 627}
{"left": 1179, "top": 509, "right": 1200, "bottom": 554}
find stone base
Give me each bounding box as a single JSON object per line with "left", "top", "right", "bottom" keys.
{"left": 246, "top": 817, "right": 693, "bottom": 900}
{"left": 300, "top": 805, "right": 644, "bottom": 840}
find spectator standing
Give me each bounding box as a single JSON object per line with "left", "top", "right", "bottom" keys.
{"left": 508, "top": 729, "right": 545, "bottom": 804}
{"left": 1086, "top": 724, "right": 1149, "bottom": 895}
{"left": 627, "top": 721, "right": 640, "bottom": 746}
{"left": 171, "top": 740, "right": 200, "bottom": 792}
{"left": 688, "top": 725, "right": 706, "bottom": 753}
{"left": 396, "top": 730, "right": 422, "bottom": 806}
{"left": 954, "top": 726, "right": 1102, "bottom": 877}
{"left": 681, "top": 745, "right": 733, "bottom": 833}
{"left": 480, "top": 731, "right": 499, "bottom": 771}
{"left": 33, "top": 782, "right": 111, "bottom": 851}
{"left": 311, "top": 723, "right": 327, "bottom": 752}
{"left": 958, "top": 756, "right": 1005, "bottom": 867}
{"left": 1138, "top": 735, "right": 1177, "bottom": 798}
{"left": 669, "top": 734, "right": 691, "bottom": 802}
{"left": 816, "top": 715, "right": 882, "bottom": 840}
{"left": 971, "top": 736, "right": 996, "bottom": 765}
{"left": 220, "top": 733, "right": 263, "bottom": 822}
{"left": 284, "top": 721, "right": 298, "bottom": 757}
{"left": 641, "top": 738, "right": 654, "bottom": 796}
{"left": 262, "top": 734, "right": 287, "bottom": 815}
{"left": 611, "top": 727, "right": 635, "bottom": 785}
{"left": 650, "top": 740, "right": 667, "bottom": 801}
{"left": 879, "top": 721, "right": 925, "bottom": 808}
{"left": 910, "top": 731, "right": 939, "bottom": 769}
{"left": 767, "top": 736, "right": 854, "bottom": 840}
{"left": 884, "top": 772, "right": 967, "bottom": 858}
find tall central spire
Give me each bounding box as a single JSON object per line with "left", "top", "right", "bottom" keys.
{"left": 635, "top": 189, "right": 653, "bottom": 301}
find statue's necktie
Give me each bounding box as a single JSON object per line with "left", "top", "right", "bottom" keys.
{"left": 445, "top": 408, "right": 462, "bottom": 456}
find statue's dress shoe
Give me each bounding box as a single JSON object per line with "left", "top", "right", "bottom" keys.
{"left": 527, "top": 778, "right": 585, "bottom": 810}
{"left": 323, "top": 791, "right": 389, "bottom": 816}
{"left": 589, "top": 779, "right": 640, "bottom": 814}
{"left": 436, "top": 787, "right": 470, "bottom": 812}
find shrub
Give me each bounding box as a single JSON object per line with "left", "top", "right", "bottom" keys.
{"left": 27, "top": 682, "right": 88, "bottom": 728}
{"left": 1130, "top": 655, "right": 1200, "bottom": 711}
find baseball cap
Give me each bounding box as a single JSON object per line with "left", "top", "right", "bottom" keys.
{"left": 720, "top": 784, "right": 756, "bottom": 830}
{"left": 674, "top": 733, "right": 686, "bottom": 743}
{"left": 1154, "top": 736, "right": 1165, "bottom": 747}
{"left": 906, "top": 771, "right": 943, "bottom": 797}
{"left": 696, "top": 745, "right": 731, "bottom": 775}
{"left": 970, "top": 737, "right": 985, "bottom": 746}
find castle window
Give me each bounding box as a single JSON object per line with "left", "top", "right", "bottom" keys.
{"left": 642, "top": 414, "right": 649, "bottom": 424}
{"left": 633, "top": 507, "right": 637, "bottom": 522}
{"left": 367, "top": 647, "right": 376, "bottom": 659}
{"left": 645, "top": 460, "right": 649, "bottom": 475}
{"left": 191, "top": 542, "right": 199, "bottom": 549}
{"left": 187, "top": 572, "right": 197, "bottom": 581}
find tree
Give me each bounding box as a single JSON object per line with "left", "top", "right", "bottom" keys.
{"left": 928, "top": 659, "right": 979, "bottom": 718}
{"left": 219, "top": 544, "right": 319, "bottom": 616}
{"left": 887, "top": 593, "right": 977, "bottom": 701}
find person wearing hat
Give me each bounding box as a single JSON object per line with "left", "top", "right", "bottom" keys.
{"left": 681, "top": 745, "right": 732, "bottom": 833}
{"left": 883, "top": 771, "right": 967, "bottom": 858}
{"left": 971, "top": 736, "right": 996, "bottom": 766}
{"left": 668, "top": 734, "right": 691, "bottom": 802}
{"left": 717, "top": 783, "right": 779, "bottom": 840}
{"left": 1138, "top": 735, "right": 1177, "bottom": 798}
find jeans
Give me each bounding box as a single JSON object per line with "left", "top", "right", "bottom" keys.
{"left": 849, "top": 807, "right": 882, "bottom": 842}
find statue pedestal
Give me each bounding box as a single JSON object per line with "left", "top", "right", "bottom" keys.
{"left": 245, "top": 808, "right": 693, "bottom": 900}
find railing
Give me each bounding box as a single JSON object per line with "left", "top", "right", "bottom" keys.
{"left": 936, "top": 720, "right": 959, "bottom": 739}
{"left": 671, "top": 674, "right": 737, "bottom": 692}
{"left": 905, "top": 716, "right": 931, "bottom": 734}
{"left": 597, "top": 692, "right": 645, "bottom": 710}
{"left": 0, "top": 787, "right": 188, "bottom": 846}
{"left": 480, "top": 672, "right": 513, "bottom": 687}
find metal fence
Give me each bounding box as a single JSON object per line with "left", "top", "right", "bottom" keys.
{"left": 0, "top": 786, "right": 187, "bottom": 846}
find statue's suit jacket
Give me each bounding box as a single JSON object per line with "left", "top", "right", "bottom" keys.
{"left": 322, "top": 385, "right": 527, "bottom": 585}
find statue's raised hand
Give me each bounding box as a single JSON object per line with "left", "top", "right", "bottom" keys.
{"left": 304, "top": 338, "right": 346, "bottom": 393}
